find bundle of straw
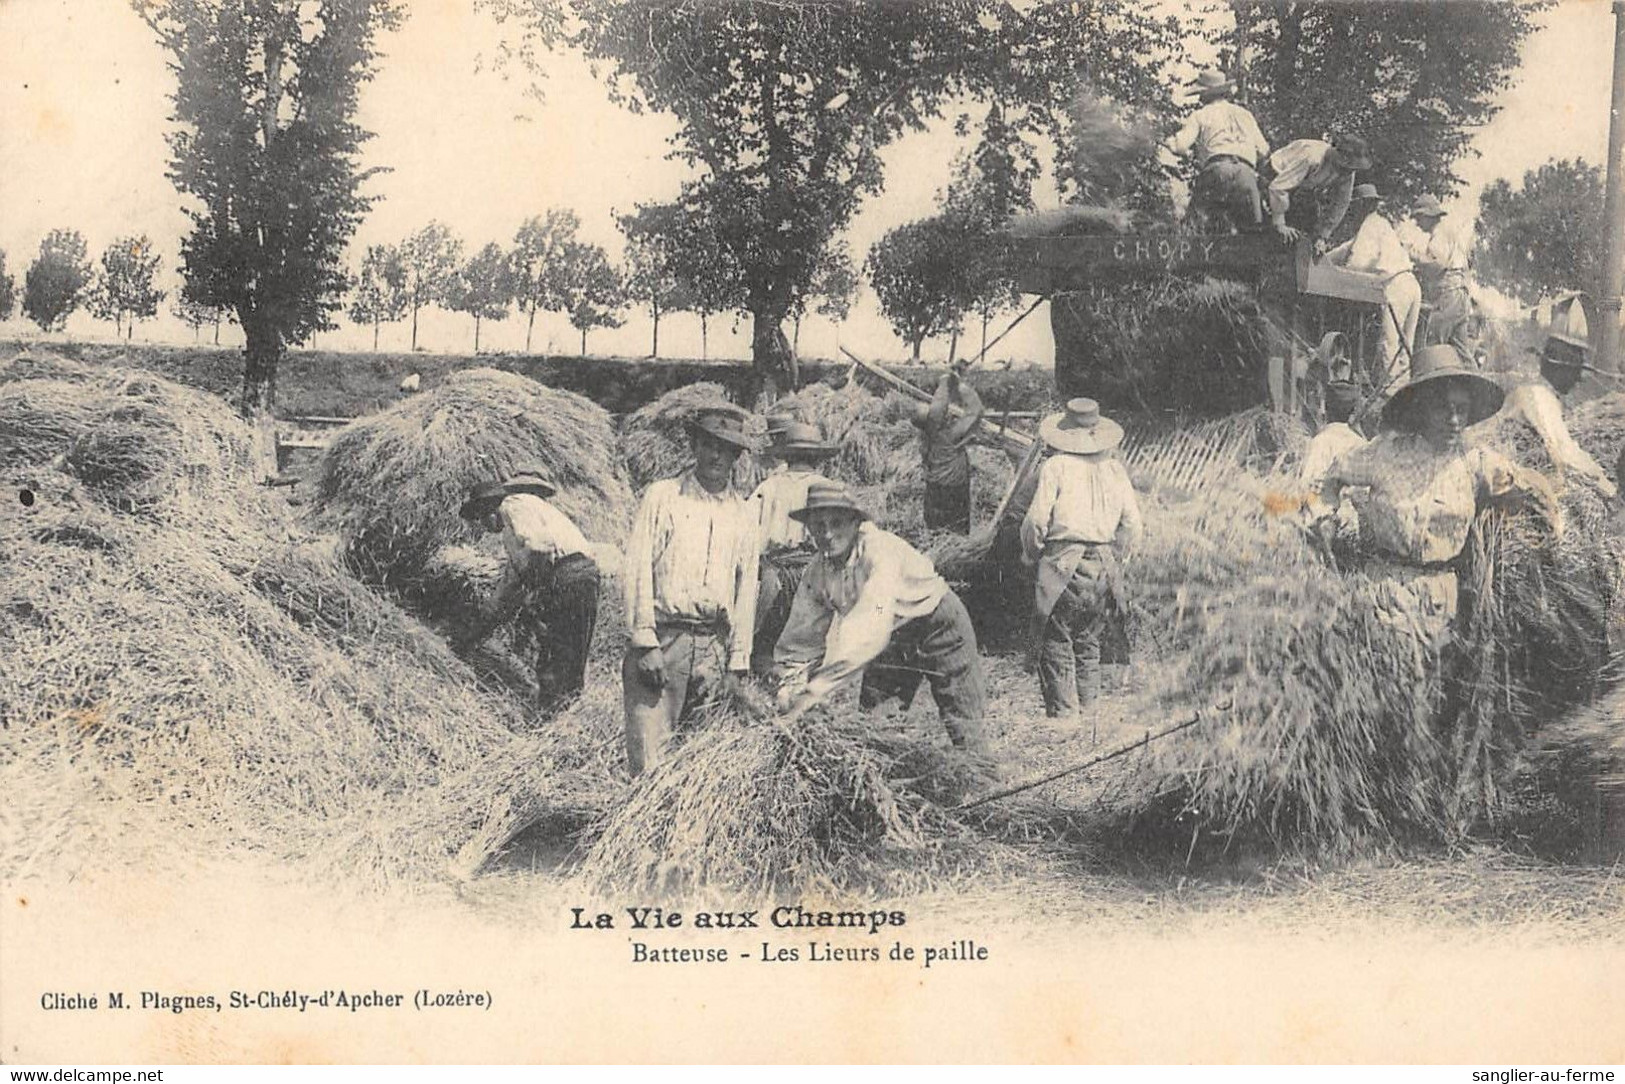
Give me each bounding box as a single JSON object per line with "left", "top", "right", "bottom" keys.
{"left": 1063, "top": 90, "right": 1164, "bottom": 211}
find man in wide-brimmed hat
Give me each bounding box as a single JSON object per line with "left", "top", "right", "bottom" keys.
{"left": 1490, "top": 313, "right": 1619, "bottom": 500}
{"left": 1266, "top": 131, "right": 1372, "bottom": 250}
{"left": 1019, "top": 399, "right": 1143, "bottom": 721}
{"left": 458, "top": 467, "right": 601, "bottom": 714}
{"left": 909, "top": 366, "right": 985, "bottom": 534}
{"left": 1327, "top": 183, "right": 1422, "bottom": 390}
{"left": 1402, "top": 194, "right": 1475, "bottom": 352}
{"left": 1161, "top": 68, "right": 1271, "bottom": 233}
{"left": 1310, "top": 344, "right": 1562, "bottom": 646}
{"left": 749, "top": 420, "right": 839, "bottom": 672}
{"left": 774, "top": 480, "right": 989, "bottom": 755}
{"left": 622, "top": 405, "right": 761, "bottom": 775}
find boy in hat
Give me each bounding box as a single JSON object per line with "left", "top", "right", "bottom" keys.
{"left": 775, "top": 480, "right": 989, "bottom": 755}
{"left": 622, "top": 405, "right": 760, "bottom": 775}
{"left": 458, "top": 468, "right": 601, "bottom": 714}
{"left": 1327, "top": 183, "right": 1421, "bottom": 389}
{"left": 1161, "top": 68, "right": 1271, "bottom": 232}
{"left": 910, "top": 366, "right": 985, "bottom": 534}
{"left": 749, "top": 420, "right": 838, "bottom": 673}
{"left": 1310, "top": 344, "right": 1562, "bottom": 647}
{"left": 1491, "top": 320, "right": 1618, "bottom": 499}
{"left": 1266, "top": 132, "right": 1372, "bottom": 251}
{"left": 1020, "top": 399, "right": 1143, "bottom": 720}
{"left": 1403, "top": 195, "right": 1475, "bottom": 352}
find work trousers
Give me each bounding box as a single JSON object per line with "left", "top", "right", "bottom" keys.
{"left": 752, "top": 548, "right": 815, "bottom": 675}
{"left": 1421, "top": 278, "right": 1473, "bottom": 353}
{"left": 1191, "top": 158, "right": 1262, "bottom": 232}
{"left": 857, "top": 590, "right": 988, "bottom": 753}
{"left": 622, "top": 621, "right": 729, "bottom": 776}
{"left": 924, "top": 479, "right": 972, "bottom": 534}
{"left": 511, "top": 553, "right": 601, "bottom": 715}
{"left": 1378, "top": 271, "right": 1423, "bottom": 390}
{"left": 1037, "top": 554, "right": 1111, "bottom": 717}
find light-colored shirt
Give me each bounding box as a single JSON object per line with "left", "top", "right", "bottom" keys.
{"left": 1019, "top": 452, "right": 1143, "bottom": 563}
{"left": 1399, "top": 220, "right": 1471, "bottom": 275}
{"left": 1315, "top": 432, "right": 1558, "bottom": 565}
{"left": 1299, "top": 422, "right": 1367, "bottom": 489}
{"left": 494, "top": 493, "right": 590, "bottom": 574}
{"left": 775, "top": 522, "right": 950, "bottom": 709}
{"left": 624, "top": 471, "right": 760, "bottom": 670}
{"left": 750, "top": 466, "right": 827, "bottom": 553}
{"left": 1492, "top": 383, "right": 1618, "bottom": 499}
{"left": 1267, "top": 139, "right": 1354, "bottom": 238}
{"left": 1166, "top": 99, "right": 1270, "bottom": 168}
{"left": 1329, "top": 212, "right": 1413, "bottom": 277}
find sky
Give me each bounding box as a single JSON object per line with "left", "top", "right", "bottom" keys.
{"left": 0, "top": 0, "right": 1618, "bottom": 364}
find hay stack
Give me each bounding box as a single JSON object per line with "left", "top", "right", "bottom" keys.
{"left": 1569, "top": 392, "right": 1625, "bottom": 477}
{"left": 0, "top": 351, "right": 94, "bottom": 385}
{"left": 313, "top": 368, "right": 631, "bottom": 587}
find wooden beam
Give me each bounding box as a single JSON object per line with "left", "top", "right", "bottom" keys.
{"left": 838, "top": 347, "right": 1034, "bottom": 454}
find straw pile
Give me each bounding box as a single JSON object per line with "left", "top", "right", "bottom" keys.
{"left": 0, "top": 368, "right": 563, "bottom": 885}
{"left": 1, "top": 350, "right": 96, "bottom": 385}
{"left": 1063, "top": 90, "right": 1165, "bottom": 212}
{"left": 313, "top": 368, "right": 631, "bottom": 589}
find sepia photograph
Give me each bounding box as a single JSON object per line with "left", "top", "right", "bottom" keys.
{"left": 1, "top": 0, "right": 1623, "bottom": 1066}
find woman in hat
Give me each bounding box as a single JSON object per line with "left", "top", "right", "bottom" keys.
{"left": 749, "top": 420, "right": 839, "bottom": 673}
{"left": 1266, "top": 131, "right": 1372, "bottom": 251}
{"left": 458, "top": 468, "right": 601, "bottom": 714}
{"left": 1327, "top": 183, "right": 1421, "bottom": 388}
{"left": 1310, "top": 344, "right": 1563, "bottom": 647}
{"left": 775, "top": 480, "right": 989, "bottom": 755}
{"left": 1404, "top": 194, "right": 1474, "bottom": 352}
{"left": 1020, "top": 399, "right": 1143, "bottom": 720}
{"left": 1161, "top": 68, "right": 1271, "bottom": 232}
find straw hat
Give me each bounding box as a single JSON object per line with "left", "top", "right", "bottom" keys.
{"left": 1351, "top": 182, "right": 1380, "bottom": 202}
{"left": 1188, "top": 69, "right": 1235, "bottom": 97}
{"left": 1326, "top": 132, "right": 1373, "bottom": 172}
{"left": 1381, "top": 345, "right": 1504, "bottom": 432}
{"left": 1038, "top": 398, "right": 1124, "bottom": 455}
{"left": 772, "top": 420, "right": 837, "bottom": 458}
{"left": 459, "top": 468, "right": 557, "bottom": 520}
{"left": 1411, "top": 194, "right": 1445, "bottom": 219}
{"left": 686, "top": 406, "right": 754, "bottom": 451}
{"left": 787, "top": 479, "right": 871, "bottom": 524}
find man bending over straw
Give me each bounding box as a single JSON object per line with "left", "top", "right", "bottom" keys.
{"left": 622, "top": 406, "right": 760, "bottom": 776}
{"left": 749, "top": 420, "right": 838, "bottom": 674}
{"left": 774, "top": 480, "right": 989, "bottom": 755}
{"left": 458, "top": 468, "right": 601, "bottom": 715}
{"left": 1020, "top": 399, "right": 1143, "bottom": 722}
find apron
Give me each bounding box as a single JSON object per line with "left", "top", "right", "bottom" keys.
{"left": 1030, "top": 541, "right": 1113, "bottom": 643}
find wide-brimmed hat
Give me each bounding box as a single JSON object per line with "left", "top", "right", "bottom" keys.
{"left": 1541, "top": 332, "right": 1592, "bottom": 368}
{"left": 1039, "top": 398, "right": 1124, "bottom": 455}
{"left": 772, "top": 420, "right": 838, "bottom": 458}
{"left": 1411, "top": 194, "right": 1446, "bottom": 219}
{"left": 787, "top": 479, "right": 871, "bottom": 524}
{"left": 1381, "top": 344, "right": 1504, "bottom": 432}
{"left": 459, "top": 469, "right": 557, "bottom": 520}
{"left": 1326, "top": 132, "right": 1373, "bottom": 172}
{"left": 686, "top": 406, "right": 754, "bottom": 451}
{"left": 1188, "top": 68, "right": 1235, "bottom": 96}
{"left": 764, "top": 411, "right": 799, "bottom": 438}
{"left": 1351, "top": 182, "right": 1381, "bottom": 202}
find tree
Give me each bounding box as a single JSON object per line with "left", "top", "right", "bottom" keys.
{"left": 349, "top": 243, "right": 410, "bottom": 350}
{"left": 549, "top": 241, "right": 623, "bottom": 356}
{"left": 444, "top": 242, "right": 516, "bottom": 354}
{"left": 867, "top": 216, "right": 973, "bottom": 362}
{"left": 789, "top": 242, "right": 858, "bottom": 358}
{"left": 0, "top": 249, "right": 16, "bottom": 322}
{"left": 1475, "top": 158, "right": 1604, "bottom": 306}
{"left": 482, "top": 0, "right": 1177, "bottom": 391}
{"left": 511, "top": 209, "right": 578, "bottom": 353}
{"left": 22, "top": 229, "right": 93, "bottom": 333}
{"left": 664, "top": 200, "right": 745, "bottom": 361}
{"left": 398, "top": 222, "right": 463, "bottom": 351}
{"left": 619, "top": 202, "right": 694, "bottom": 358}
{"left": 137, "top": 0, "right": 403, "bottom": 415}
{"left": 1215, "top": 1, "right": 1544, "bottom": 206}
{"left": 945, "top": 104, "right": 1037, "bottom": 357}
{"left": 89, "top": 234, "right": 166, "bottom": 340}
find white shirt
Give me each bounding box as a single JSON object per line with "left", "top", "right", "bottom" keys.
{"left": 1019, "top": 452, "right": 1144, "bottom": 562}
{"left": 495, "top": 493, "right": 590, "bottom": 571}
{"left": 750, "top": 466, "right": 828, "bottom": 553}
{"left": 1166, "top": 99, "right": 1270, "bottom": 168}
{"left": 1330, "top": 212, "right": 1413, "bottom": 277}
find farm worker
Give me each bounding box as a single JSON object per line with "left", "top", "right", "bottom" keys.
{"left": 622, "top": 406, "right": 760, "bottom": 776}
{"left": 1485, "top": 324, "right": 1618, "bottom": 500}
{"left": 1326, "top": 183, "right": 1422, "bottom": 393}
{"left": 1309, "top": 344, "right": 1562, "bottom": 648}
{"left": 457, "top": 468, "right": 601, "bottom": 714}
{"left": 1265, "top": 132, "right": 1372, "bottom": 251}
{"left": 774, "top": 480, "right": 989, "bottom": 755}
{"left": 1402, "top": 195, "right": 1475, "bottom": 353}
{"left": 1160, "top": 68, "right": 1270, "bottom": 232}
{"left": 910, "top": 365, "right": 985, "bottom": 534}
{"left": 749, "top": 420, "right": 839, "bottom": 673}
{"left": 1020, "top": 399, "right": 1143, "bottom": 719}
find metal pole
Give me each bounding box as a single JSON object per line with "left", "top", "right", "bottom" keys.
{"left": 1597, "top": 1, "right": 1625, "bottom": 374}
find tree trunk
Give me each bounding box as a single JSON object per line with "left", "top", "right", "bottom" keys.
{"left": 241, "top": 315, "right": 282, "bottom": 419}
{"left": 526, "top": 305, "right": 537, "bottom": 353}
{"left": 793, "top": 315, "right": 802, "bottom": 360}
{"left": 474, "top": 314, "right": 482, "bottom": 355}
{"left": 213, "top": 315, "right": 221, "bottom": 345}
{"left": 911, "top": 336, "right": 923, "bottom": 362}
{"left": 948, "top": 325, "right": 960, "bottom": 366}
{"left": 750, "top": 306, "right": 794, "bottom": 401}
{"left": 651, "top": 301, "right": 660, "bottom": 358}
{"left": 580, "top": 326, "right": 587, "bottom": 356}
{"left": 373, "top": 318, "right": 380, "bottom": 351}
{"left": 700, "top": 312, "right": 709, "bottom": 360}
{"left": 411, "top": 300, "right": 421, "bottom": 351}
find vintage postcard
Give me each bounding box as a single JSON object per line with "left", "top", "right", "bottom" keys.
{"left": 2, "top": 0, "right": 1623, "bottom": 1065}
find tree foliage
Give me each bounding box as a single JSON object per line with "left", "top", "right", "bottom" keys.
{"left": 89, "top": 234, "right": 166, "bottom": 340}
{"left": 138, "top": 0, "right": 402, "bottom": 413}
{"left": 444, "top": 242, "right": 517, "bottom": 353}
{"left": 398, "top": 221, "right": 463, "bottom": 351}
{"left": 349, "top": 242, "right": 410, "bottom": 350}
{"left": 619, "top": 202, "right": 695, "bottom": 357}
{"left": 23, "top": 229, "right": 93, "bottom": 333}
{"left": 0, "top": 249, "right": 16, "bottom": 322}
{"left": 172, "top": 293, "right": 230, "bottom": 343}
{"left": 867, "top": 216, "right": 974, "bottom": 362}
{"left": 1474, "top": 158, "right": 1605, "bottom": 307}
{"left": 550, "top": 240, "right": 623, "bottom": 356}
{"left": 511, "top": 209, "right": 579, "bottom": 352}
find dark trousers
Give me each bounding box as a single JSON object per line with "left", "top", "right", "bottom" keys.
{"left": 513, "top": 553, "right": 600, "bottom": 714}
{"left": 858, "top": 590, "right": 988, "bottom": 753}
{"left": 1422, "top": 282, "right": 1473, "bottom": 352}
{"left": 924, "top": 479, "right": 972, "bottom": 534}
{"left": 1038, "top": 555, "right": 1109, "bottom": 716}
{"left": 753, "top": 548, "right": 814, "bottom": 675}
{"left": 1191, "top": 158, "right": 1262, "bottom": 232}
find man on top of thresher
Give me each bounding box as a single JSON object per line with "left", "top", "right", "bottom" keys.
{"left": 749, "top": 420, "right": 839, "bottom": 673}
{"left": 1326, "top": 183, "right": 1423, "bottom": 391}
{"left": 622, "top": 405, "right": 760, "bottom": 775}
{"left": 910, "top": 365, "right": 986, "bottom": 534}
{"left": 774, "top": 480, "right": 990, "bottom": 756}
{"left": 1266, "top": 132, "right": 1373, "bottom": 251}
{"left": 1402, "top": 194, "right": 1476, "bottom": 354}
{"left": 1160, "top": 67, "right": 1271, "bottom": 233}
